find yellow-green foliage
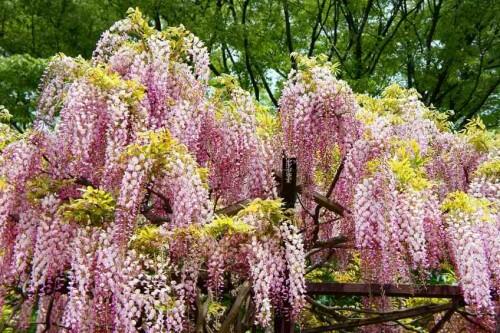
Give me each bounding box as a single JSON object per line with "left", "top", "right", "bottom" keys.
{"left": 357, "top": 84, "right": 418, "bottom": 116}
{"left": 161, "top": 25, "right": 193, "bottom": 62}
{"left": 130, "top": 225, "right": 167, "bottom": 255}
{"left": 388, "top": 139, "right": 431, "bottom": 191}
{"left": 255, "top": 104, "right": 279, "bottom": 139}
{"left": 128, "top": 130, "right": 179, "bottom": 160}
{"left": 474, "top": 159, "right": 500, "bottom": 179}
{"left": 305, "top": 253, "right": 361, "bottom": 283}
{"left": 236, "top": 198, "right": 285, "bottom": 225}
{"left": 441, "top": 191, "right": 492, "bottom": 216}
{"left": 332, "top": 252, "right": 361, "bottom": 283}
{"left": 207, "top": 301, "right": 227, "bottom": 317}
{"left": 126, "top": 7, "right": 156, "bottom": 38}
{"left": 124, "top": 130, "right": 207, "bottom": 185}
{"left": 291, "top": 53, "right": 340, "bottom": 91}
{"left": 0, "top": 105, "right": 12, "bottom": 123}
{"left": 304, "top": 269, "right": 327, "bottom": 282}
{"left": 209, "top": 75, "right": 249, "bottom": 122}
{"left": 0, "top": 177, "right": 7, "bottom": 191}
{"left": 204, "top": 215, "right": 254, "bottom": 239}
{"left": 461, "top": 116, "right": 498, "bottom": 152}
{"left": 356, "top": 84, "right": 453, "bottom": 130}
{"left": 58, "top": 53, "right": 146, "bottom": 104}
{"left": 365, "top": 158, "right": 382, "bottom": 176}
{"left": 404, "top": 295, "right": 449, "bottom": 309}
{"left": 0, "top": 124, "right": 19, "bottom": 152}
{"left": 59, "top": 186, "right": 115, "bottom": 227}
{"left": 0, "top": 106, "right": 21, "bottom": 152}
{"left": 314, "top": 145, "right": 341, "bottom": 187}
{"left": 85, "top": 66, "right": 145, "bottom": 103}
{"left": 356, "top": 95, "right": 405, "bottom": 126}
{"left": 293, "top": 52, "right": 340, "bottom": 75}
{"left": 172, "top": 224, "right": 205, "bottom": 241}
{"left": 155, "top": 298, "right": 178, "bottom": 313}
{"left": 26, "top": 175, "right": 73, "bottom": 202}
{"left": 210, "top": 74, "right": 239, "bottom": 94}
{"left": 423, "top": 108, "right": 453, "bottom": 132}
{"left": 382, "top": 84, "right": 419, "bottom": 100}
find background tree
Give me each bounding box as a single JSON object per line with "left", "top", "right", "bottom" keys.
{"left": 0, "top": 55, "right": 46, "bottom": 127}
{"left": 0, "top": 0, "right": 499, "bottom": 127}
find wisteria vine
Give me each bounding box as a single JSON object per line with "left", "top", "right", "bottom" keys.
{"left": 0, "top": 8, "right": 498, "bottom": 333}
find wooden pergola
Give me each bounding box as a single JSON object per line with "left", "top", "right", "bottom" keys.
{"left": 31, "top": 157, "right": 493, "bottom": 332}
{"left": 300, "top": 283, "right": 465, "bottom": 333}
{"left": 247, "top": 157, "right": 493, "bottom": 333}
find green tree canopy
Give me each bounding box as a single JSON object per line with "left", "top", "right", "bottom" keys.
{"left": 0, "top": 0, "right": 498, "bottom": 128}
{"left": 0, "top": 54, "right": 46, "bottom": 127}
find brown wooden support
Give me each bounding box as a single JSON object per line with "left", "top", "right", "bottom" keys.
{"left": 302, "top": 302, "right": 456, "bottom": 333}
{"left": 307, "top": 282, "right": 462, "bottom": 298}
{"left": 275, "top": 156, "right": 298, "bottom": 332}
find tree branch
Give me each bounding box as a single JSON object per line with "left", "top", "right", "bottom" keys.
{"left": 257, "top": 65, "right": 278, "bottom": 107}
{"left": 312, "top": 159, "right": 345, "bottom": 243}
{"left": 195, "top": 290, "right": 212, "bottom": 333}
{"left": 219, "top": 281, "right": 251, "bottom": 333}
{"left": 303, "top": 302, "right": 456, "bottom": 332}
{"left": 308, "top": 0, "right": 328, "bottom": 57}
{"left": 242, "top": 0, "right": 259, "bottom": 100}
{"left": 283, "top": 0, "right": 296, "bottom": 69}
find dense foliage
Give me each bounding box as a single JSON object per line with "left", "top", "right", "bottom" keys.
{"left": 0, "top": 0, "right": 499, "bottom": 128}
{"left": 0, "top": 9, "right": 498, "bottom": 333}
{"left": 0, "top": 55, "right": 47, "bottom": 127}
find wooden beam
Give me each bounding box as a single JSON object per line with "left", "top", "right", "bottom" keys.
{"left": 302, "top": 302, "right": 455, "bottom": 332}
{"left": 307, "top": 283, "right": 462, "bottom": 298}
{"left": 215, "top": 199, "right": 252, "bottom": 216}
{"left": 216, "top": 170, "right": 348, "bottom": 218}
{"left": 274, "top": 172, "right": 346, "bottom": 216}
{"left": 311, "top": 192, "right": 346, "bottom": 217}
{"left": 313, "top": 236, "right": 350, "bottom": 248}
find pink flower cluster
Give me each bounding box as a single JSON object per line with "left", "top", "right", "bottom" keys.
{"left": 279, "top": 63, "right": 362, "bottom": 189}
{"left": 199, "top": 85, "right": 275, "bottom": 205}
{"left": 446, "top": 213, "right": 495, "bottom": 314}
{"left": 0, "top": 8, "right": 498, "bottom": 331}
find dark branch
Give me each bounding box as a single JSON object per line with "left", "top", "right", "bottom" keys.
{"left": 303, "top": 302, "right": 456, "bottom": 332}
{"left": 241, "top": 0, "right": 259, "bottom": 100}
{"left": 429, "top": 304, "right": 457, "bottom": 333}
{"left": 283, "top": 0, "right": 296, "bottom": 69}
{"left": 314, "top": 235, "right": 349, "bottom": 248}
{"left": 219, "top": 281, "right": 251, "bottom": 333}
{"left": 215, "top": 199, "right": 252, "bottom": 216}
{"left": 257, "top": 65, "right": 278, "bottom": 107}
{"left": 141, "top": 210, "right": 171, "bottom": 225}
{"left": 274, "top": 171, "right": 348, "bottom": 217}
{"left": 312, "top": 159, "right": 345, "bottom": 243}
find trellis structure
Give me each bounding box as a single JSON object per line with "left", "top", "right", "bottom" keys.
{"left": 32, "top": 158, "right": 494, "bottom": 332}
{"left": 221, "top": 157, "right": 494, "bottom": 333}
{"left": 303, "top": 283, "right": 465, "bottom": 333}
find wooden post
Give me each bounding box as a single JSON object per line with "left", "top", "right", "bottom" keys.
{"left": 275, "top": 156, "right": 297, "bottom": 333}
{"left": 280, "top": 157, "right": 297, "bottom": 209}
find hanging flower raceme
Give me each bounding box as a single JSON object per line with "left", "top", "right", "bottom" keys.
{"left": 353, "top": 139, "right": 444, "bottom": 282}
{"left": 198, "top": 76, "right": 275, "bottom": 205}
{"left": 2, "top": 8, "right": 500, "bottom": 331}
{"left": 198, "top": 199, "right": 306, "bottom": 327}
{"left": 469, "top": 154, "right": 500, "bottom": 203}
{"left": 92, "top": 9, "right": 210, "bottom": 155}
{"left": 106, "top": 129, "right": 211, "bottom": 249}
{"left": 441, "top": 192, "right": 497, "bottom": 315}
{"left": 279, "top": 55, "right": 362, "bottom": 190}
